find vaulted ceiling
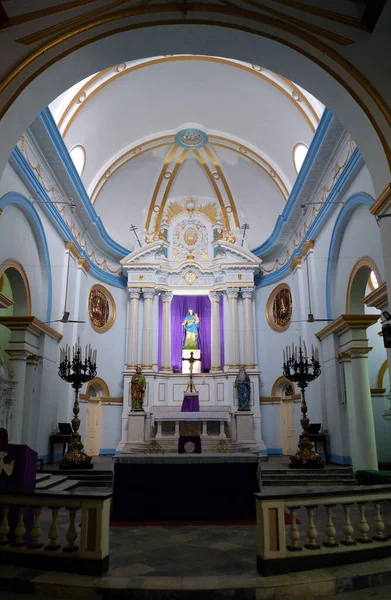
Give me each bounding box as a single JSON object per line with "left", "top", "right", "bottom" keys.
{"left": 50, "top": 54, "right": 324, "bottom": 250}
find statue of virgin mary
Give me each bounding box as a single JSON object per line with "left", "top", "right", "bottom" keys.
{"left": 182, "top": 308, "right": 200, "bottom": 349}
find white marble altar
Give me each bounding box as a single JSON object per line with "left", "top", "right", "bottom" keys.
{"left": 117, "top": 201, "right": 267, "bottom": 456}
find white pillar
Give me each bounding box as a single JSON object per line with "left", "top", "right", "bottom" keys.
{"left": 21, "top": 354, "right": 39, "bottom": 446}
{"left": 241, "top": 288, "right": 255, "bottom": 367}
{"left": 209, "top": 292, "right": 221, "bottom": 371}
{"left": 340, "top": 354, "right": 358, "bottom": 469}
{"left": 142, "top": 289, "right": 155, "bottom": 369}
{"left": 7, "top": 353, "right": 27, "bottom": 444}
{"left": 127, "top": 289, "right": 141, "bottom": 367}
{"left": 226, "top": 288, "right": 240, "bottom": 368}
{"left": 160, "top": 291, "right": 173, "bottom": 372}
{"left": 350, "top": 348, "right": 378, "bottom": 470}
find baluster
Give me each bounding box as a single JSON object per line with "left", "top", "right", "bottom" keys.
{"left": 11, "top": 506, "right": 26, "bottom": 547}
{"left": 27, "top": 507, "right": 43, "bottom": 549}
{"left": 305, "top": 505, "right": 320, "bottom": 549}
{"left": 323, "top": 505, "right": 338, "bottom": 547}
{"left": 341, "top": 504, "right": 356, "bottom": 546}
{"left": 63, "top": 508, "right": 78, "bottom": 553}
{"left": 45, "top": 507, "right": 61, "bottom": 551}
{"left": 287, "top": 508, "right": 302, "bottom": 551}
{"left": 373, "top": 502, "right": 387, "bottom": 542}
{"left": 357, "top": 503, "right": 372, "bottom": 543}
{"left": 0, "top": 506, "right": 10, "bottom": 545}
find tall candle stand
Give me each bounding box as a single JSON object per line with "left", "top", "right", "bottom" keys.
{"left": 283, "top": 340, "right": 324, "bottom": 469}
{"left": 58, "top": 340, "right": 97, "bottom": 470}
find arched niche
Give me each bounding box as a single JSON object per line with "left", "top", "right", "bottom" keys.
{"left": 0, "top": 18, "right": 390, "bottom": 191}
{"left": 0, "top": 259, "right": 31, "bottom": 316}
{"left": 345, "top": 257, "right": 382, "bottom": 315}
{"left": 377, "top": 360, "right": 389, "bottom": 391}
{"left": 86, "top": 377, "right": 110, "bottom": 399}
{"left": 271, "top": 376, "right": 296, "bottom": 398}
{"left": 0, "top": 192, "right": 52, "bottom": 322}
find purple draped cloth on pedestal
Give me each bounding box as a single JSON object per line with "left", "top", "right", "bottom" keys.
{"left": 181, "top": 395, "right": 200, "bottom": 412}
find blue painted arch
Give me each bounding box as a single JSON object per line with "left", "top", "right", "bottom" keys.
{"left": 0, "top": 192, "right": 52, "bottom": 322}
{"left": 326, "top": 192, "right": 375, "bottom": 321}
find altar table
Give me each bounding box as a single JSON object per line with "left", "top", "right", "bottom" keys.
{"left": 112, "top": 453, "right": 260, "bottom": 522}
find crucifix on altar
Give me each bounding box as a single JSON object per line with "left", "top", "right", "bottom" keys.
{"left": 182, "top": 351, "right": 201, "bottom": 394}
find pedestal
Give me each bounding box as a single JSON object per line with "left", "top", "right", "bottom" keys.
{"left": 128, "top": 412, "right": 147, "bottom": 445}
{"left": 235, "top": 413, "right": 254, "bottom": 443}
{"left": 182, "top": 349, "right": 201, "bottom": 374}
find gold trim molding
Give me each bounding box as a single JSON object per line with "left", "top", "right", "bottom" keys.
{"left": 77, "top": 257, "right": 91, "bottom": 272}
{"left": 0, "top": 292, "right": 14, "bottom": 309}
{"left": 316, "top": 314, "right": 380, "bottom": 340}
{"left": 362, "top": 282, "right": 388, "bottom": 311}
{"left": 88, "top": 284, "right": 116, "bottom": 333}
{"left": 369, "top": 183, "right": 391, "bottom": 217}
{"left": 0, "top": 316, "right": 62, "bottom": 341}
{"left": 0, "top": 260, "right": 32, "bottom": 316}
{"left": 65, "top": 241, "right": 79, "bottom": 258}
{"left": 266, "top": 283, "right": 292, "bottom": 332}
{"left": 345, "top": 257, "right": 381, "bottom": 314}
{"left": 377, "top": 359, "right": 389, "bottom": 390}
{"left": 290, "top": 257, "right": 302, "bottom": 271}
{"left": 300, "top": 240, "right": 315, "bottom": 257}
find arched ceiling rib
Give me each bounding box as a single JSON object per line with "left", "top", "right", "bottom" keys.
{"left": 56, "top": 55, "right": 321, "bottom": 137}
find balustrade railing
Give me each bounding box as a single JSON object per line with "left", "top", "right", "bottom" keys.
{"left": 0, "top": 489, "right": 112, "bottom": 574}
{"left": 256, "top": 485, "right": 391, "bottom": 576}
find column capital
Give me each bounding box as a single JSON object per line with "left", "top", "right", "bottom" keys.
{"left": 161, "top": 291, "right": 173, "bottom": 303}
{"left": 350, "top": 347, "right": 373, "bottom": 358}
{"left": 128, "top": 288, "right": 141, "bottom": 299}
{"left": 226, "top": 288, "right": 240, "bottom": 299}
{"left": 241, "top": 288, "right": 254, "bottom": 299}
{"left": 209, "top": 291, "right": 221, "bottom": 303}
{"left": 142, "top": 288, "right": 155, "bottom": 300}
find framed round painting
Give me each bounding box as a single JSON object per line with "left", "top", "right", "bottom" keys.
{"left": 266, "top": 284, "right": 292, "bottom": 332}
{"left": 88, "top": 285, "right": 116, "bottom": 333}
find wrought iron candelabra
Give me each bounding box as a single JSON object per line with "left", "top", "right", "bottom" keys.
{"left": 283, "top": 339, "right": 323, "bottom": 469}
{"left": 58, "top": 339, "right": 97, "bottom": 469}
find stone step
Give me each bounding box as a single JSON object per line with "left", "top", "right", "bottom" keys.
{"left": 47, "top": 479, "right": 80, "bottom": 492}
{"left": 35, "top": 473, "right": 52, "bottom": 483}
{"left": 263, "top": 479, "right": 358, "bottom": 487}
{"left": 263, "top": 468, "right": 353, "bottom": 474}
{"left": 262, "top": 473, "right": 356, "bottom": 480}
{"left": 35, "top": 475, "right": 69, "bottom": 490}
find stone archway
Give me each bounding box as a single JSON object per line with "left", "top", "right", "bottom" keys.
{"left": 0, "top": 7, "right": 390, "bottom": 190}
{"left": 0, "top": 259, "right": 31, "bottom": 317}
{"left": 345, "top": 257, "right": 382, "bottom": 315}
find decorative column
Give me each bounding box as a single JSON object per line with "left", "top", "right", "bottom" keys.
{"left": 160, "top": 292, "right": 173, "bottom": 372}
{"left": 127, "top": 289, "right": 141, "bottom": 367}
{"left": 209, "top": 292, "right": 221, "bottom": 371}
{"left": 241, "top": 288, "right": 255, "bottom": 367}
{"left": 7, "top": 352, "right": 28, "bottom": 444}
{"left": 350, "top": 347, "right": 378, "bottom": 470}
{"left": 338, "top": 353, "right": 358, "bottom": 469}
{"left": 21, "top": 354, "right": 40, "bottom": 446}
{"left": 226, "top": 288, "right": 240, "bottom": 368}
{"left": 142, "top": 289, "right": 155, "bottom": 370}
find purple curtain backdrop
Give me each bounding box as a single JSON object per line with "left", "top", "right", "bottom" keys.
{"left": 158, "top": 294, "right": 224, "bottom": 371}
{"left": 171, "top": 296, "right": 211, "bottom": 371}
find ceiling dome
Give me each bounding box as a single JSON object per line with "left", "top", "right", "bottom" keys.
{"left": 50, "top": 55, "right": 323, "bottom": 250}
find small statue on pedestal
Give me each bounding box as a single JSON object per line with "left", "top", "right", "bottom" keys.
{"left": 131, "top": 366, "right": 146, "bottom": 411}
{"left": 235, "top": 366, "right": 251, "bottom": 411}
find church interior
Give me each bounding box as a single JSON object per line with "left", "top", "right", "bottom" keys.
{"left": 0, "top": 0, "right": 391, "bottom": 597}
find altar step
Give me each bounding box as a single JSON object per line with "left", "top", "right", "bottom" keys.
{"left": 35, "top": 474, "right": 79, "bottom": 491}
{"left": 261, "top": 467, "right": 358, "bottom": 488}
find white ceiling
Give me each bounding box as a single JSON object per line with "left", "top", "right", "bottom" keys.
{"left": 50, "top": 55, "right": 323, "bottom": 250}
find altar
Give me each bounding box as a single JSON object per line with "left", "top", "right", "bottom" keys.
{"left": 111, "top": 453, "right": 260, "bottom": 522}
{"left": 117, "top": 197, "right": 267, "bottom": 456}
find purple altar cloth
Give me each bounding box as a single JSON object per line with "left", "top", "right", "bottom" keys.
{"left": 0, "top": 444, "right": 37, "bottom": 493}
{"left": 181, "top": 395, "right": 200, "bottom": 412}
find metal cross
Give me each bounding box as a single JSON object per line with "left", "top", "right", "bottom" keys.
{"left": 129, "top": 224, "right": 141, "bottom": 247}
{"left": 240, "top": 223, "right": 250, "bottom": 247}
{"left": 182, "top": 351, "right": 201, "bottom": 393}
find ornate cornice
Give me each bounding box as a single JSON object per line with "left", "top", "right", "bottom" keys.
{"left": 362, "top": 282, "right": 388, "bottom": 311}
{"left": 316, "top": 314, "right": 380, "bottom": 340}
{"left": 0, "top": 292, "right": 13, "bottom": 309}
{"left": 290, "top": 257, "right": 302, "bottom": 271}
{"left": 369, "top": 183, "right": 391, "bottom": 216}
{"left": 65, "top": 241, "right": 79, "bottom": 258}
{"left": 300, "top": 240, "right": 315, "bottom": 257}
{"left": 77, "top": 257, "right": 90, "bottom": 272}
{"left": 0, "top": 316, "right": 62, "bottom": 341}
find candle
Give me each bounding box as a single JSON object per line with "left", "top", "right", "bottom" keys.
{"left": 299, "top": 336, "right": 302, "bottom": 349}
{"left": 311, "top": 344, "right": 314, "bottom": 358}
{"left": 303, "top": 341, "right": 307, "bottom": 358}
{"left": 295, "top": 345, "right": 297, "bottom": 360}
{"left": 315, "top": 348, "right": 319, "bottom": 362}
{"left": 283, "top": 349, "right": 286, "bottom": 364}
{"left": 93, "top": 350, "right": 97, "bottom": 364}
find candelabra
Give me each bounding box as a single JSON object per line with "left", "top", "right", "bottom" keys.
{"left": 58, "top": 339, "right": 97, "bottom": 469}
{"left": 283, "top": 338, "right": 323, "bottom": 469}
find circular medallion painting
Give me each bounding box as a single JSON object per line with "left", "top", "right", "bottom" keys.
{"left": 266, "top": 284, "right": 292, "bottom": 332}
{"left": 88, "top": 285, "right": 116, "bottom": 333}
{"left": 184, "top": 441, "right": 196, "bottom": 453}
